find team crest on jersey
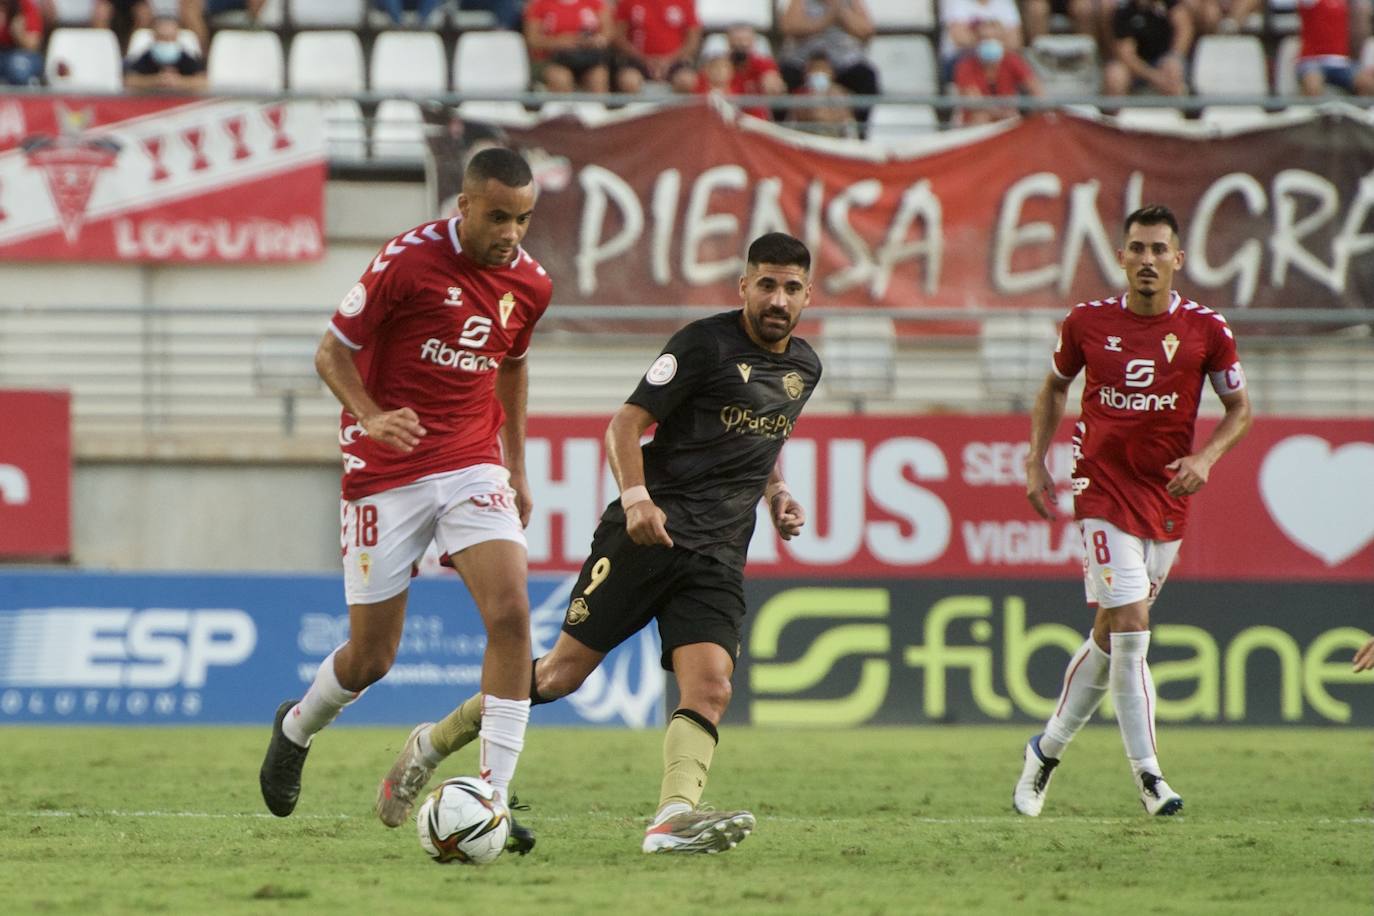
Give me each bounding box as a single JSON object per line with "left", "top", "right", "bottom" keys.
{"left": 339, "top": 283, "right": 366, "bottom": 317}
{"left": 737, "top": 363, "right": 752, "bottom": 383}
{"left": 499, "top": 292, "right": 516, "bottom": 328}
{"left": 782, "top": 371, "right": 804, "bottom": 400}
{"left": 1105, "top": 336, "right": 1123, "bottom": 352}
{"left": 1161, "top": 333, "right": 1179, "bottom": 363}
{"left": 444, "top": 286, "right": 463, "bottom": 307}
{"left": 566, "top": 597, "right": 590, "bottom": 626}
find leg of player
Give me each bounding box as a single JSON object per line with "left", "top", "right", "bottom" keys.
{"left": 1012, "top": 613, "right": 1111, "bottom": 816}
{"left": 260, "top": 591, "right": 409, "bottom": 817}
{"left": 642, "top": 643, "right": 755, "bottom": 855}
{"left": 375, "top": 630, "right": 605, "bottom": 840}
{"left": 1106, "top": 599, "right": 1182, "bottom": 816}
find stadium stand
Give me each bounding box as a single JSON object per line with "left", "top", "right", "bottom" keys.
{"left": 287, "top": 30, "right": 366, "bottom": 92}
{"left": 867, "top": 0, "right": 937, "bottom": 32}
{"left": 868, "top": 34, "right": 938, "bottom": 95}
{"left": 207, "top": 29, "right": 285, "bottom": 91}
{"left": 866, "top": 102, "right": 940, "bottom": 141}
{"left": 369, "top": 29, "right": 447, "bottom": 93}
{"left": 698, "top": 0, "right": 773, "bottom": 31}
{"left": 289, "top": 0, "right": 368, "bottom": 29}
{"left": 44, "top": 27, "right": 123, "bottom": 91}
{"left": 371, "top": 97, "right": 428, "bottom": 159}
{"left": 1191, "top": 34, "right": 1268, "bottom": 97}
{"left": 453, "top": 29, "right": 530, "bottom": 94}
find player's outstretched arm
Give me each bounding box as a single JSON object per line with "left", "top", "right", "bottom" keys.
{"left": 495, "top": 357, "right": 532, "bottom": 527}
{"left": 1353, "top": 638, "right": 1374, "bottom": 672}
{"left": 315, "top": 331, "right": 426, "bottom": 452}
{"left": 1025, "top": 372, "right": 1071, "bottom": 521}
{"left": 1165, "top": 388, "right": 1252, "bottom": 497}
{"left": 606, "top": 404, "right": 672, "bottom": 548}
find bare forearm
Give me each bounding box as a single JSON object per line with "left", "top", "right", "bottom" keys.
{"left": 315, "top": 333, "right": 382, "bottom": 421}
{"left": 1198, "top": 394, "right": 1252, "bottom": 466}
{"left": 1028, "top": 376, "right": 1069, "bottom": 464}
{"left": 495, "top": 359, "right": 528, "bottom": 474}
{"left": 606, "top": 405, "right": 654, "bottom": 491}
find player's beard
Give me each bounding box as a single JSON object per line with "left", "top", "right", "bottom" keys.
{"left": 750, "top": 307, "right": 795, "bottom": 344}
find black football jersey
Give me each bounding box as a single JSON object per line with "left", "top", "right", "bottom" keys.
{"left": 601, "top": 310, "right": 823, "bottom": 567}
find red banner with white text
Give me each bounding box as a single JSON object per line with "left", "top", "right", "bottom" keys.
{"left": 0, "top": 95, "right": 325, "bottom": 262}
{"left": 432, "top": 102, "right": 1374, "bottom": 316}
{"left": 0, "top": 390, "right": 71, "bottom": 559}
{"left": 522, "top": 415, "right": 1374, "bottom": 581}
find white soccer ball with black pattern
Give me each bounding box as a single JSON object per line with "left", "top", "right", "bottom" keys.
{"left": 416, "top": 776, "right": 510, "bottom": 865}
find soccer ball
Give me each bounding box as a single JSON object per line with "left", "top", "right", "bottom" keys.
{"left": 416, "top": 776, "right": 510, "bottom": 865}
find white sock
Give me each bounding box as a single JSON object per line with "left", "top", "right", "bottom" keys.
{"left": 1039, "top": 634, "right": 1111, "bottom": 759}
{"left": 416, "top": 725, "right": 445, "bottom": 768}
{"left": 282, "top": 646, "right": 360, "bottom": 747}
{"left": 478, "top": 695, "right": 530, "bottom": 800}
{"left": 1109, "top": 631, "right": 1161, "bottom": 778}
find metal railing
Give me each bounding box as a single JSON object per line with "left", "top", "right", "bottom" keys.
{"left": 0, "top": 303, "right": 1368, "bottom": 458}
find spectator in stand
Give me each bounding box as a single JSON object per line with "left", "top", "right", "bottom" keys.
{"left": 92, "top": 1, "right": 153, "bottom": 52}
{"left": 374, "top": 0, "right": 448, "bottom": 27}
{"left": 1295, "top": 0, "right": 1374, "bottom": 95}
{"left": 0, "top": 0, "right": 42, "bottom": 86}
{"left": 939, "top": 0, "right": 1023, "bottom": 77}
{"left": 124, "top": 14, "right": 207, "bottom": 92}
{"left": 1186, "top": 0, "right": 1260, "bottom": 34}
{"left": 464, "top": 0, "right": 524, "bottom": 31}
{"left": 953, "top": 20, "right": 1043, "bottom": 124}
{"left": 1022, "top": 0, "right": 1105, "bottom": 46}
{"left": 524, "top": 0, "right": 615, "bottom": 94}
{"left": 181, "top": 0, "right": 265, "bottom": 52}
{"left": 613, "top": 0, "right": 701, "bottom": 92}
{"left": 1102, "top": 0, "right": 1191, "bottom": 97}
{"left": 697, "top": 23, "right": 786, "bottom": 119}
{"left": 667, "top": 57, "right": 698, "bottom": 92}
{"left": 777, "top": 0, "right": 878, "bottom": 128}
{"left": 786, "top": 49, "right": 858, "bottom": 136}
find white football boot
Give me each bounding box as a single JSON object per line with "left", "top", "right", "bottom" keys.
{"left": 1012, "top": 734, "right": 1060, "bottom": 817}
{"left": 375, "top": 722, "right": 436, "bottom": 828}
{"left": 642, "top": 807, "right": 756, "bottom": 854}
{"left": 1138, "top": 772, "right": 1183, "bottom": 816}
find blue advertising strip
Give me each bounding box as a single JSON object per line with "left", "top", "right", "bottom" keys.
{"left": 0, "top": 572, "right": 663, "bottom": 728}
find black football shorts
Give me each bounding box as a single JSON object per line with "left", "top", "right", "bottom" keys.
{"left": 559, "top": 518, "right": 746, "bottom": 671}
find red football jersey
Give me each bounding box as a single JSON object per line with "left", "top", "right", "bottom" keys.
{"left": 615, "top": 0, "right": 698, "bottom": 57}
{"left": 328, "top": 218, "right": 553, "bottom": 500}
{"left": 1052, "top": 291, "right": 1245, "bottom": 540}
{"left": 1298, "top": 0, "right": 1350, "bottom": 61}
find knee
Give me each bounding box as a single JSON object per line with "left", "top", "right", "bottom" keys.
{"left": 482, "top": 592, "right": 530, "bottom": 642}
{"left": 339, "top": 643, "right": 397, "bottom": 689}
{"left": 682, "top": 676, "right": 732, "bottom": 721}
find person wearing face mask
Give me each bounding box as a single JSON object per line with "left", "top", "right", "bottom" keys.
{"left": 696, "top": 23, "right": 785, "bottom": 120}
{"left": 952, "top": 21, "right": 1042, "bottom": 125}
{"left": 124, "top": 16, "right": 206, "bottom": 92}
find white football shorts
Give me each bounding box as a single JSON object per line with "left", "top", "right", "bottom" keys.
{"left": 340, "top": 463, "right": 526, "bottom": 605}
{"left": 1079, "top": 517, "right": 1181, "bottom": 609}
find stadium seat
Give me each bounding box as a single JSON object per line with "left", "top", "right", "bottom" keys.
{"left": 126, "top": 27, "right": 203, "bottom": 61}
{"left": 866, "top": 103, "right": 939, "bottom": 142}
{"left": 290, "top": 0, "right": 366, "bottom": 27}
{"left": 697, "top": 0, "right": 771, "bottom": 30}
{"left": 211, "top": 0, "right": 284, "bottom": 27}
{"left": 699, "top": 31, "right": 773, "bottom": 59}
{"left": 1191, "top": 34, "right": 1267, "bottom": 96}
{"left": 288, "top": 31, "right": 366, "bottom": 93}
{"left": 371, "top": 98, "right": 428, "bottom": 160}
{"left": 820, "top": 315, "right": 897, "bottom": 403}
{"left": 868, "top": 34, "right": 937, "bottom": 95}
{"left": 1029, "top": 33, "right": 1100, "bottom": 99}
{"left": 44, "top": 28, "right": 122, "bottom": 92}
{"left": 1273, "top": 34, "right": 1299, "bottom": 96}
{"left": 323, "top": 99, "right": 368, "bottom": 160}
{"left": 459, "top": 101, "right": 538, "bottom": 125}
{"left": 51, "top": 0, "right": 96, "bottom": 25}
{"left": 370, "top": 31, "right": 448, "bottom": 94}
{"left": 208, "top": 30, "right": 285, "bottom": 91}
{"left": 867, "top": 0, "right": 936, "bottom": 31}
{"left": 453, "top": 30, "right": 530, "bottom": 94}
{"left": 540, "top": 100, "right": 610, "bottom": 124}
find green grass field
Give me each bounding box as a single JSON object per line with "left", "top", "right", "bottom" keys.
{"left": 2, "top": 725, "right": 1369, "bottom": 915}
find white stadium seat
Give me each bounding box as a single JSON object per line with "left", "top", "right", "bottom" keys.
{"left": 1200, "top": 106, "right": 1270, "bottom": 130}
{"left": 1115, "top": 106, "right": 1185, "bottom": 129}
{"left": 867, "top": 0, "right": 936, "bottom": 31}
{"left": 208, "top": 30, "right": 285, "bottom": 91}
{"left": 866, "top": 103, "right": 939, "bottom": 143}
{"left": 323, "top": 99, "right": 368, "bottom": 160}
{"left": 1273, "top": 34, "right": 1299, "bottom": 96}
{"left": 700, "top": 31, "right": 773, "bottom": 59}
{"left": 290, "top": 0, "right": 366, "bottom": 27}
{"left": 697, "top": 0, "right": 772, "bottom": 30}
{"left": 869, "top": 34, "right": 937, "bottom": 95}
{"left": 459, "top": 101, "right": 538, "bottom": 126}
{"left": 371, "top": 99, "right": 428, "bottom": 161}
{"left": 288, "top": 30, "right": 366, "bottom": 93}
{"left": 370, "top": 31, "right": 448, "bottom": 94}
{"left": 1191, "top": 34, "right": 1267, "bottom": 96}
{"left": 50, "top": 0, "right": 96, "bottom": 25}
{"left": 45, "top": 28, "right": 122, "bottom": 92}
{"left": 453, "top": 30, "right": 530, "bottom": 94}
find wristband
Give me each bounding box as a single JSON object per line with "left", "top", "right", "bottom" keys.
{"left": 620, "top": 485, "right": 651, "bottom": 509}
{"left": 765, "top": 481, "right": 790, "bottom": 502}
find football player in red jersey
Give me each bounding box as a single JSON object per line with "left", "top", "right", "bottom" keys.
{"left": 259, "top": 149, "right": 550, "bottom": 854}
{"left": 1013, "top": 205, "right": 1252, "bottom": 818}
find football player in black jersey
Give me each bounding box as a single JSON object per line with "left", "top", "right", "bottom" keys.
{"left": 375, "top": 232, "right": 823, "bottom": 855}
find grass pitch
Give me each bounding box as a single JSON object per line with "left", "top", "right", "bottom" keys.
{"left": 2, "top": 725, "right": 1369, "bottom": 915}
